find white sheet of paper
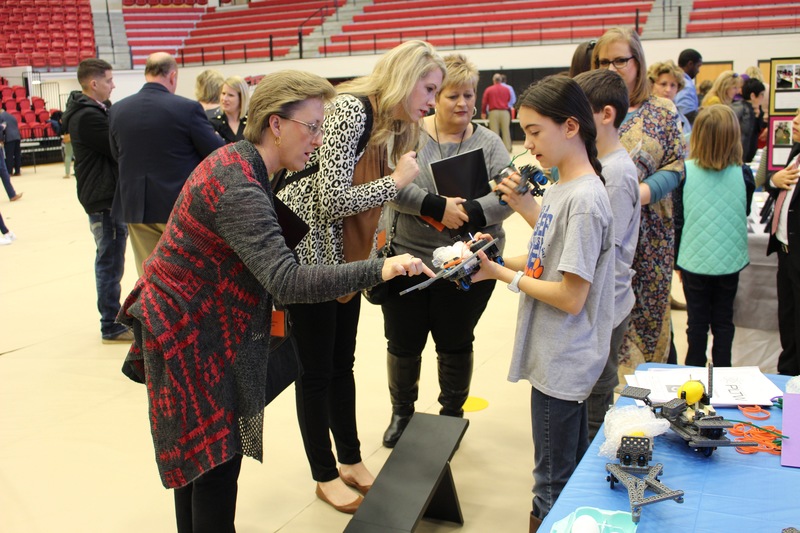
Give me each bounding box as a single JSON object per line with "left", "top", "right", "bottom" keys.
{"left": 632, "top": 367, "right": 782, "bottom": 407}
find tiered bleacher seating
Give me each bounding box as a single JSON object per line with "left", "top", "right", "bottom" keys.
{"left": 122, "top": 6, "right": 207, "bottom": 67}
{"left": 687, "top": 0, "right": 800, "bottom": 34}
{"left": 178, "top": 0, "right": 347, "bottom": 64}
{"left": 0, "top": 84, "right": 58, "bottom": 139}
{"left": 123, "top": 0, "right": 344, "bottom": 66}
{"left": 0, "top": 0, "right": 96, "bottom": 69}
{"left": 320, "top": 0, "right": 651, "bottom": 55}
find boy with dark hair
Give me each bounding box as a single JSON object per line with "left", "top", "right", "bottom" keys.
{"left": 574, "top": 69, "right": 642, "bottom": 438}
{"left": 62, "top": 58, "right": 132, "bottom": 343}
{"left": 733, "top": 78, "right": 767, "bottom": 162}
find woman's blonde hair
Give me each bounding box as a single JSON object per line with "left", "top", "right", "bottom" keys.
{"left": 689, "top": 105, "right": 742, "bottom": 170}
{"left": 439, "top": 53, "right": 479, "bottom": 95}
{"left": 194, "top": 69, "right": 224, "bottom": 104}
{"left": 745, "top": 66, "right": 764, "bottom": 82}
{"left": 223, "top": 75, "right": 251, "bottom": 120}
{"left": 647, "top": 60, "right": 686, "bottom": 92}
{"left": 592, "top": 27, "right": 650, "bottom": 107}
{"left": 335, "top": 40, "right": 445, "bottom": 163}
{"left": 701, "top": 70, "right": 742, "bottom": 106}
{"left": 244, "top": 70, "right": 336, "bottom": 144}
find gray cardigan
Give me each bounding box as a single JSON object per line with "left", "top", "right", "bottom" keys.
{"left": 383, "top": 124, "right": 513, "bottom": 268}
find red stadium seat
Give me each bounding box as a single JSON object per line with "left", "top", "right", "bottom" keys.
{"left": 30, "top": 52, "right": 48, "bottom": 68}
{"left": 38, "top": 110, "right": 50, "bottom": 122}
{"left": 63, "top": 50, "right": 80, "bottom": 66}
{"left": 17, "top": 98, "right": 31, "bottom": 111}
{"left": 14, "top": 53, "right": 32, "bottom": 67}
{"left": 18, "top": 123, "right": 33, "bottom": 140}
{"left": 0, "top": 54, "right": 13, "bottom": 68}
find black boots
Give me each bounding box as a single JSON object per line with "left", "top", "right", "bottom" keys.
{"left": 437, "top": 351, "right": 473, "bottom": 417}
{"left": 382, "top": 351, "right": 474, "bottom": 447}
{"left": 382, "top": 353, "right": 421, "bottom": 448}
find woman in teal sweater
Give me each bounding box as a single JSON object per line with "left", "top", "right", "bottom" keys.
{"left": 675, "top": 105, "right": 754, "bottom": 367}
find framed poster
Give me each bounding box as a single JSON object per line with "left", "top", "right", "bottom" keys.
{"left": 770, "top": 58, "right": 800, "bottom": 115}
{"left": 767, "top": 115, "right": 796, "bottom": 171}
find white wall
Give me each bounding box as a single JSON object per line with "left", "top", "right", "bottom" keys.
{"left": 31, "top": 33, "right": 800, "bottom": 105}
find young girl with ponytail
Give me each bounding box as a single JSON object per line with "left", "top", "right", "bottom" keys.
{"left": 472, "top": 75, "right": 615, "bottom": 530}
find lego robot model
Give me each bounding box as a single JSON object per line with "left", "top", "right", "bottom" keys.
{"left": 399, "top": 238, "right": 504, "bottom": 295}
{"left": 606, "top": 435, "right": 685, "bottom": 523}
{"left": 492, "top": 164, "right": 548, "bottom": 204}
{"left": 620, "top": 365, "right": 757, "bottom": 457}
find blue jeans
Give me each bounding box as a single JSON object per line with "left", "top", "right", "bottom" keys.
{"left": 530, "top": 386, "right": 589, "bottom": 519}
{"left": 89, "top": 210, "right": 128, "bottom": 337}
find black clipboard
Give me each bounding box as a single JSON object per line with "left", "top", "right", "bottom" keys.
{"left": 273, "top": 196, "right": 309, "bottom": 250}
{"left": 430, "top": 148, "right": 491, "bottom": 200}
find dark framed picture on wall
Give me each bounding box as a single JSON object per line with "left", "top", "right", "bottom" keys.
{"left": 767, "top": 115, "right": 796, "bottom": 171}
{"left": 770, "top": 57, "right": 800, "bottom": 115}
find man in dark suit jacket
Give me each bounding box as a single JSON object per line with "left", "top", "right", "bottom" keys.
{"left": 766, "top": 123, "right": 800, "bottom": 375}
{"left": 109, "top": 52, "right": 224, "bottom": 275}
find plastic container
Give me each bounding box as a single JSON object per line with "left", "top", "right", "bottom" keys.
{"left": 549, "top": 506, "right": 638, "bottom": 533}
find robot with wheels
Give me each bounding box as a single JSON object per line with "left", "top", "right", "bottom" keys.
{"left": 619, "top": 365, "right": 757, "bottom": 457}
{"left": 400, "top": 238, "right": 504, "bottom": 295}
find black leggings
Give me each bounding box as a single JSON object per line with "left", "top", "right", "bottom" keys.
{"left": 289, "top": 296, "right": 363, "bottom": 482}
{"left": 174, "top": 454, "right": 243, "bottom": 533}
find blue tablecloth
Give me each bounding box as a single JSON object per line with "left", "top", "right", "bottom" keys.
{"left": 540, "top": 364, "right": 799, "bottom": 533}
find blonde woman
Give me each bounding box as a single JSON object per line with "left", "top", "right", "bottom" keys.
{"left": 593, "top": 27, "right": 687, "bottom": 374}
{"left": 378, "top": 53, "right": 513, "bottom": 448}
{"left": 701, "top": 70, "right": 742, "bottom": 107}
{"left": 278, "top": 40, "right": 445, "bottom": 514}
{"left": 648, "top": 59, "right": 690, "bottom": 134}
{"left": 194, "top": 68, "right": 224, "bottom": 116}
{"left": 210, "top": 75, "right": 250, "bottom": 143}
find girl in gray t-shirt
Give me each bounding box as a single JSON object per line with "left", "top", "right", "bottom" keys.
{"left": 472, "top": 76, "right": 615, "bottom": 524}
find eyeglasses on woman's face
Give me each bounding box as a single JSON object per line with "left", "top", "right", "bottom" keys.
{"left": 285, "top": 117, "right": 325, "bottom": 138}
{"left": 598, "top": 56, "right": 635, "bottom": 70}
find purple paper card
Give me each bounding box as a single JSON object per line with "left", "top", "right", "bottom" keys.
{"left": 782, "top": 392, "right": 800, "bottom": 468}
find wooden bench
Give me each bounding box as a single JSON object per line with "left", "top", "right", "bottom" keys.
{"left": 344, "top": 413, "right": 469, "bottom": 533}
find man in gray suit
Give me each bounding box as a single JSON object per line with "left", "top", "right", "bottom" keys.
{"left": 110, "top": 52, "right": 224, "bottom": 275}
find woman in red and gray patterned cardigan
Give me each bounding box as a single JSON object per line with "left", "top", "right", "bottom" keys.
{"left": 118, "top": 70, "right": 430, "bottom": 533}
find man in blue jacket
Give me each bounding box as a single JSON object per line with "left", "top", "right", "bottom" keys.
{"left": 63, "top": 58, "right": 132, "bottom": 343}
{"left": 109, "top": 52, "right": 224, "bottom": 275}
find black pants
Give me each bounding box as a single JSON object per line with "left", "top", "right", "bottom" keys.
{"left": 380, "top": 274, "right": 495, "bottom": 357}
{"left": 682, "top": 271, "right": 739, "bottom": 367}
{"left": 777, "top": 250, "right": 800, "bottom": 375}
{"left": 174, "top": 454, "right": 242, "bottom": 533}
{"left": 289, "top": 296, "right": 362, "bottom": 482}
{"left": 4, "top": 140, "right": 21, "bottom": 175}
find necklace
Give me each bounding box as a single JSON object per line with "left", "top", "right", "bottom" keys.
{"left": 434, "top": 116, "right": 467, "bottom": 159}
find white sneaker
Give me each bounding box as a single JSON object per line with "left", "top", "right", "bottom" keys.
{"left": 4, "top": 230, "right": 16, "bottom": 241}
{"left": 0, "top": 234, "right": 11, "bottom": 246}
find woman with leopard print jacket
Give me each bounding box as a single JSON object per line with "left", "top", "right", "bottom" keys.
{"left": 277, "top": 40, "right": 445, "bottom": 513}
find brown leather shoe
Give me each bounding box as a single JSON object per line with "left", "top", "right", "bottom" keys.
{"left": 315, "top": 483, "right": 363, "bottom": 514}
{"left": 10, "top": 193, "right": 23, "bottom": 201}
{"left": 530, "top": 511, "right": 542, "bottom": 533}
{"left": 670, "top": 295, "right": 687, "bottom": 311}
{"left": 339, "top": 468, "right": 372, "bottom": 495}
